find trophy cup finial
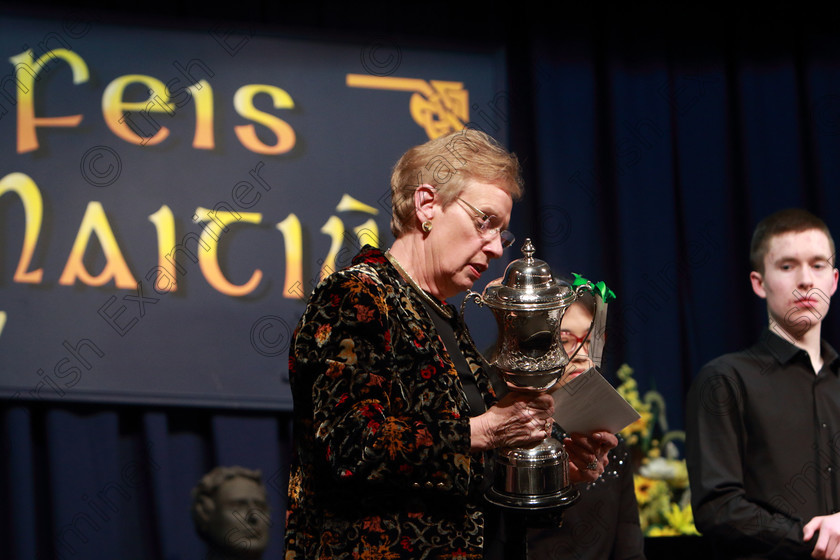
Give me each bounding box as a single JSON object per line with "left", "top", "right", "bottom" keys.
{"left": 521, "top": 238, "right": 535, "bottom": 260}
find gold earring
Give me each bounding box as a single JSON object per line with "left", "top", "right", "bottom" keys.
{"left": 422, "top": 220, "right": 433, "bottom": 233}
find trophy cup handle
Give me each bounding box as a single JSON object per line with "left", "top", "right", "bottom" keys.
{"left": 573, "top": 281, "right": 595, "bottom": 299}
{"left": 459, "top": 289, "right": 500, "bottom": 369}
{"left": 459, "top": 289, "right": 485, "bottom": 318}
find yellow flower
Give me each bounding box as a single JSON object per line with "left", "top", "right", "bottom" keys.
{"left": 647, "top": 526, "right": 681, "bottom": 537}
{"left": 616, "top": 363, "right": 635, "bottom": 382}
{"left": 634, "top": 476, "right": 654, "bottom": 504}
{"left": 620, "top": 410, "right": 652, "bottom": 440}
{"left": 618, "top": 383, "right": 646, "bottom": 410}
{"left": 663, "top": 503, "right": 700, "bottom": 536}
{"left": 633, "top": 475, "right": 668, "bottom": 506}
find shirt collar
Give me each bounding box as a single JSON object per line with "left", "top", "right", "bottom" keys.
{"left": 822, "top": 339, "right": 840, "bottom": 374}
{"left": 759, "top": 327, "right": 840, "bottom": 374}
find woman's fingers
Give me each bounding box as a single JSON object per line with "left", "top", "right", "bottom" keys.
{"left": 484, "top": 392, "right": 557, "bottom": 448}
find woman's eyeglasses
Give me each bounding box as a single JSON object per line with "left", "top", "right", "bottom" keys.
{"left": 560, "top": 330, "right": 591, "bottom": 355}
{"left": 457, "top": 197, "right": 515, "bottom": 249}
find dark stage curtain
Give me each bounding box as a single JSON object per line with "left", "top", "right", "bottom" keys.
{"left": 1, "top": 403, "right": 293, "bottom": 559}
{"left": 5, "top": 5, "right": 840, "bottom": 559}
{"left": 514, "top": 7, "right": 840, "bottom": 436}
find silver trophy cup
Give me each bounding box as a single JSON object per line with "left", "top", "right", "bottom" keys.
{"left": 463, "top": 239, "right": 588, "bottom": 513}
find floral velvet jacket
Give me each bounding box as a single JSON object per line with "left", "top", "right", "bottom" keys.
{"left": 283, "top": 246, "right": 499, "bottom": 560}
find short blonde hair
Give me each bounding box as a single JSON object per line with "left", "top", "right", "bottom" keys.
{"left": 389, "top": 128, "right": 523, "bottom": 237}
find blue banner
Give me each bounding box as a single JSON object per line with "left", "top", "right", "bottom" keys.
{"left": 0, "top": 13, "right": 509, "bottom": 409}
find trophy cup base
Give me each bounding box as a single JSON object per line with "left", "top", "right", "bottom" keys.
{"left": 485, "top": 436, "right": 579, "bottom": 525}
{"left": 484, "top": 485, "right": 580, "bottom": 512}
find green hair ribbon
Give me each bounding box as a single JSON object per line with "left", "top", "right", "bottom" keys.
{"left": 571, "top": 273, "right": 616, "bottom": 303}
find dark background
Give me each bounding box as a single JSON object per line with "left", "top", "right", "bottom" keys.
{"left": 4, "top": 1, "right": 840, "bottom": 558}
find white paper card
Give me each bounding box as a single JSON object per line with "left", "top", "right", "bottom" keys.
{"left": 551, "top": 367, "right": 641, "bottom": 434}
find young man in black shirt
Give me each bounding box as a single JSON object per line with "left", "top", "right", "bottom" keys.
{"left": 687, "top": 208, "right": 840, "bottom": 559}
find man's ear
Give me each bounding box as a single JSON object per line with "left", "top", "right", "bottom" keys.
{"left": 750, "top": 270, "right": 766, "bottom": 299}
{"left": 413, "top": 184, "right": 437, "bottom": 224}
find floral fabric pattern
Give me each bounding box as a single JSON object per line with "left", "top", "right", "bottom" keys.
{"left": 284, "top": 246, "right": 498, "bottom": 559}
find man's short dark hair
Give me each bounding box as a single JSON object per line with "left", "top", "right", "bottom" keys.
{"left": 749, "top": 208, "right": 836, "bottom": 274}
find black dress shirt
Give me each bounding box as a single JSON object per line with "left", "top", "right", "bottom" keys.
{"left": 686, "top": 328, "right": 840, "bottom": 559}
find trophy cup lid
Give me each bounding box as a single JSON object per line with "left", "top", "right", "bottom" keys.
{"left": 482, "top": 239, "right": 575, "bottom": 311}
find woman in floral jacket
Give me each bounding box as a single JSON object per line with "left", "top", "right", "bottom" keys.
{"left": 283, "top": 129, "right": 617, "bottom": 559}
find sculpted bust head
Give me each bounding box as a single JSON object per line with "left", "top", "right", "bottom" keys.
{"left": 191, "top": 466, "right": 271, "bottom": 559}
